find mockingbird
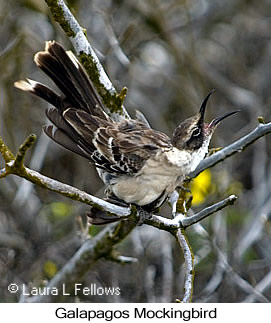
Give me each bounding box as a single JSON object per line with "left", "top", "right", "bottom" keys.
{"left": 15, "top": 41, "right": 238, "bottom": 224}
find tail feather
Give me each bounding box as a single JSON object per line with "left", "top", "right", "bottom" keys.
{"left": 46, "top": 106, "right": 71, "bottom": 131}
{"left": 48, "top": 44, "right": 101, "bottom": 111}
{"left": 87, "top": 207, "right": 122, "bottom": 225}
{"left": 14, "top": 79, "right": 61, "bottom": 108}
{"left": 43, "top": 125, "right": 92, "bottom": 160}
{"left": 14, "top": 41, "right": 114, "bottom": 161}
{"left": 34, "top": 41, "right": 107, "bottom": 119}
{"left": 34, "top": 49, "right": 87, "bottom": 112}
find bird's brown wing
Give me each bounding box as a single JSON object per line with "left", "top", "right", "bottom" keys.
{"left": 59, "top": 109, "right": 172, "bottom": 174}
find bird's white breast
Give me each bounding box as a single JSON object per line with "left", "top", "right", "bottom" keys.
{"left": 108, "top": 140, "right": 210, "bottom": 206}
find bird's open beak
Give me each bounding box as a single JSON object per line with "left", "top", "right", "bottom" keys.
{"left": 208, "top": 110, "right": 240, "bottom": 128}
{"left": 199, "top": 89, "right": 216, "bottom": 124}
{"left": 199, "top": 89, "right": 240, "bottom": 128}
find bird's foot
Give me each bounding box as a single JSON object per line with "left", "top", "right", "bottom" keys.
{"left": 137, "top": 207, "right": 152, "bottom": 226}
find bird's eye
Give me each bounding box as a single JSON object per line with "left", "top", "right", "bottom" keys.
{"left": 192, "top": 128, "right": 201, "bottom": 137}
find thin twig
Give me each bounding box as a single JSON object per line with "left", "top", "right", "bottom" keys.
{"left": 14, "top": 134, "right": 37, "bottom": 169}
{"left": 106, "top": 250, "right": 138, "bottom": 264}
{"left": 102, "top": 13, "right": 130, "bottom": 67}
{"left": 0, "top": 135, "right": 15, "bottom": 164}
{"left": 13, "top": 132, "right": 50, "bottom": 207}
{"left": 235, "top": 197, "right": 271, "bottom": 260}
{"left": 145, "top": 195, "right": 238, "bottom": 230}
{"left": 181, "top": 195, "right": 237, "bottom": 227}
{"left": 198, "top": 59, "right": 261, "bottom": 110}
{"left": 0, "top": 233, "right": 30, "bottom": 251}
{"left": 214, "top": 242, "right": 269, "bottom": 303}
{"left": 190, "top": 121, "right": 271, "bottom": 178}
{"left": 242, "top": 269, "right": 271, "bottom": 303}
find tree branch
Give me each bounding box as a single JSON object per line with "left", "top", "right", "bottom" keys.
{"left": 1, "top": 131, "right": 238, "bottom": 228}
{"left": 24, "top": 219, "right": 137, "bottom": 302}
{"left": 105, "top": 250, "right": 138, "bottom": 264}
{"left": 190, "top": 121, "right": 271, "bottom": 178}
{"left": 181, "top": 195, "right": 237, "bottom": 227}
{"left": 0, "top": 134, "right": 131, "bottom": 217}
{"left": 145, "top": 195, "right": 238, "bottom": 231}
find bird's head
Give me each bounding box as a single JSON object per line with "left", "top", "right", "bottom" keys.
{"left": 171, "top": 90, "right": 239, "bottom": 152}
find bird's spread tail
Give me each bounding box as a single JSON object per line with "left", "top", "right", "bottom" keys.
{"left": 14, "top": 41, "right": 112, "bottom": 161}
{"left": 15, "top": 40, "right": 108, "bottom": 119}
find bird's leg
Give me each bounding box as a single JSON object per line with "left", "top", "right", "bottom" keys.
{"left": 176, "top": 185, "right": 191, "bottom": 193}
{"left": 177, "top": 176, "right": 192, "bottom": 193}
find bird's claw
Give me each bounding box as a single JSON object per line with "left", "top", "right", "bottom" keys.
{"left": 137, "top": 207, "right": 152, "bottom": 225}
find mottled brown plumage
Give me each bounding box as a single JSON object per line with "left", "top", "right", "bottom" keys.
{"left": 14, "top": 41, "right": 239, "bottom": 224}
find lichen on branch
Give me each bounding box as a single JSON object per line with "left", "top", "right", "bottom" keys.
{"left": 45, "top": 0, "right": 76, "bottom": 37}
